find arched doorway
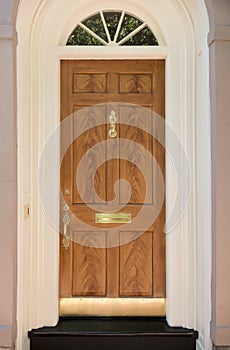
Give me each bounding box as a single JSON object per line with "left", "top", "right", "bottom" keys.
{"left": 16, "top": 1, "right": 211, "bottom": 349}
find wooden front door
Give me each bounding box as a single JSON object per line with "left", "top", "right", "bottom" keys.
{"left": 60, "top": 60, "right": 165, "bottom": 314}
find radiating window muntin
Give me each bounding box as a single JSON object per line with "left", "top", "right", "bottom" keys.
{"left": 67, "top": 10, "right": 158, "bottom": 46}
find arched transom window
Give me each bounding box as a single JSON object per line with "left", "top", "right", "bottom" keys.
{"left": 67, "top": 10, "right": 159, "bottom": 46}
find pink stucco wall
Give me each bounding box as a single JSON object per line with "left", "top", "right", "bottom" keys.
{"left": 0, "top": 1, "right": 18, "bottom": 346}
{"left": 210, "top": 37, "right": 230, "bottom": 347}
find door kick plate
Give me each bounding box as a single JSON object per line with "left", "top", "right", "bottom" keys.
{"left": 95, "top": 212, "right": 131, "bottom": 224}
{"left": 60, "top": 298, "right": 166, "bottom": 317}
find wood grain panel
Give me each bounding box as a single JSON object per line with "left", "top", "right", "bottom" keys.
{"left": 73, "top": 232, "right": 106, "bottom": 296}
{"left": 152, "top": 61, "right": 165, "bottom": 116}
{"left": 60, "top": 61, "right": 73, "bottom": 205}
{"left": 153, "top": 208, "right": 166, "bottom": 297}
{"left": 73, "top": 73, "right": 107, "bottom": 93}
{"left": 59, "top": 236, "right": 73, "bottom": 298}
{"left": 73, "top": 106, "right": 107, "bottom": 204}
{"left": 119, "top": 231, "right": 153, "bottom": 296}
{"left": 71, "top": 93, "right": 154, "bottom": 106}
{"left": 119, "top": 105, "right": 153, "bottom": 204}
{"left": 107, "top": 231, "right": 119, "bottom": 297}
{"left": 119, "top": 74, "right": 152, "bottom": 94}
{"left": 106, "top": 105, "right": 120, "bottom": 203}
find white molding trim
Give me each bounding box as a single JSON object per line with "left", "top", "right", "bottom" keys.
{"left": 197, "top": 339, "right": 205, "bottom": 350}
{"left": 16, "top": 0, "right": 211, "bottom": 349}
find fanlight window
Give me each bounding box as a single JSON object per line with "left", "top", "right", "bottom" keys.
{"left": 66, "top": 11, "right": 158, "bottom": 46}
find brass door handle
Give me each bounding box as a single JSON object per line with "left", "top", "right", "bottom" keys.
{"left": 108, "top": 110, "right": 117, "bottom": 138}
{"left": 62, "top": 204, "right": 71, "bottom": 249}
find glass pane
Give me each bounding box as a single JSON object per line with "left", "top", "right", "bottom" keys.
{"left": 117, "top": 14, "right": 143, "bottom": 42}
{"left": 66, "top": 11, "right": 159, "bottom": 46}
{"left": 121, "top": 26, "right": 158, "bottom": 46}
{"left": 103, "top": 11, "right": 122, "bottom": 41}
{"left": 82, "top": 13, "right": 108, "bottom": 42}
{"left": 66, "top": 26, "right": 103, "bottom": 46}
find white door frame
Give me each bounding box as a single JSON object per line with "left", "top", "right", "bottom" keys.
{"left": 16, "top": 1, "right": 211, "bottom": 349}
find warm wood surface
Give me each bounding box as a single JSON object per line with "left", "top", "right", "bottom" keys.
{"left": 59, "top": 236, "right": 73, "bottom": 297}
{"left": 119, "top": 231, "right": 153, "bottom": 296}
{"left": 119, "top": 73, "right": 153, "bottom": 94}
{"left": 107, "top": 231, "right": 119, "bottom": 297}
{"left": 60, "top": 60, "right": 165, "bottom": 303}
{"left": 73, "top": 106, "right": 107, "bottom": 204}
{"left": 119, "top": 105, "right": 153, "bottom": 204}
{"left": 72, "top": 232, "right": 106, "bottom": 296}
{"left": 73, "top": 73, "right": 107, "bottom": 93}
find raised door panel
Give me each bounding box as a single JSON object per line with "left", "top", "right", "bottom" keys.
{"left": 73, "top": 73, "right": 108, "bottom": 93}
{"left": 72, "top": 232, "right": 106, "bottom": 296}
{"left": 73, "top": 105, "right": 107, "bottom": 204}
{"left": 119, "top": 74, "right": 153, "bottom": 94}
{"left": 119, "top": 231, "right": 153, "bottom": 296}
{"left": 119, "top": 105, "right": 153, "bottom": 204}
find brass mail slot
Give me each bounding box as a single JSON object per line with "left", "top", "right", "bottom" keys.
{"left": 95, "top": 212, "right": 131, "bottom": 224}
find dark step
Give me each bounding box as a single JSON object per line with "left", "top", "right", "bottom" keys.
{"left": 29, "top": 317, "right": 198, "bottom": 350}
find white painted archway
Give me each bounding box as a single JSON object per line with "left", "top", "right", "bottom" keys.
{"left": 16, "top": 1, "right": 211, "bottom": 349}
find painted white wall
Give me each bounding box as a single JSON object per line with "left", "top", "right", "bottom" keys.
{"left": 16, "top": 0, "right": 211, "bottom": 349}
